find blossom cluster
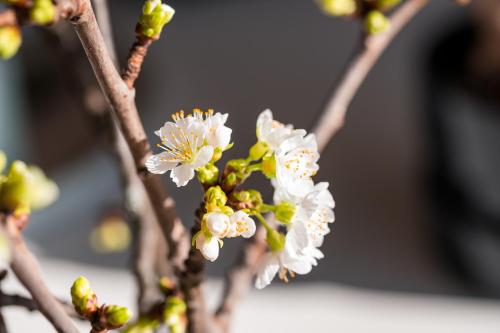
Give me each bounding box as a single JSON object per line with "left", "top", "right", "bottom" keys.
{"left": 147, "top": 109, "right": 335, "bottom": 288}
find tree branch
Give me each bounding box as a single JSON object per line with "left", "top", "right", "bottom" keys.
{"left": 60, "top": 0, "right": 189, "bottom": 271}
{"left": 313, "top": 0, "right": 430, "bottom": 151}
{"left": 214, "top": 2, "right": 430, "bottom": 330}
{"left": 90, "top": 0, "right": 169, "bottom": 314}
{"left": 0, "top": 215, "right": 79, "bottom": 333}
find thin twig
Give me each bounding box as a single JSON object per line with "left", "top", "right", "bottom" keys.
{"left": 313, "top": 0, "right": 430, "bottom": 150}
{"left": 61, "top": 0, "right": 189, "bottom": 271}
{"left": 214, "top": 227, "right": 266, "bottom": 332}
{"left": 0, "top": 215, "right": 79, "bottom": 333}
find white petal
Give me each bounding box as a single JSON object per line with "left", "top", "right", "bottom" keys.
{"left": 214, "top": 126, "right": 232, "bottom": 149}
{"left": 195, "top": 235, "right": 220, "bottom": 262}
{"left": 205, "top": 212, "right": 230, "bottom": 238}
{"left": 285, "top": 257, "right": 313, "bottom": 275}
{"left": 285, "top": 219, "right": 310, "bottom": 257}
{"left": 256, "top": 109, "right": 273, "bottom": 140}
{"left": 146, "top": 153, "right": 178, "bottom": 174}
{"left": 170, "top": 164, "right": 195, "bottom": 187}
{"left": 230, "top": 211, "right": 256, "bottom": 238}
{"left": 255, "top": 253, "right": 280, "bottom": 289}
{"left": 192, "top": 145, "right": 214, "bottom": 169}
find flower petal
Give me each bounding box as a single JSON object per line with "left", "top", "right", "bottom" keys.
{"left": 170, "top": 164, "right": 195, "bottom": 187}
{"left": 192, "top": 145, "right": 214, "bottom": 169}
{"left": 255, "top": 253, "right": 280, "bottom": 289}
{"left": 195, "top": 234, "right": 220, "bottom": 262}
{"left": 146, "top": 153, "right": 178, "bottom": 174}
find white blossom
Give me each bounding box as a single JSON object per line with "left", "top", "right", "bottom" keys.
{"left": 255, "top": 233, "right": 324, "bottom": 289}
{"left": 196, "top": 210, "right": 256, "bottom": 261}
{"left": 146, "top": 111, "right": 214, "bottom": 187}
{"left": 256, "top": 109, "right": 305, "bottom": 152}
{"left": 275, "top": 133, "right": 320, "bottom": 198}
{"left": 195, "top": 109, "right": 232, "bottom": 150}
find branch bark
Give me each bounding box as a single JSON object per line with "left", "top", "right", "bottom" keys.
{"left": 0, "top": 216, "right": 79, "bottom": 333}
{"left": 313, "top": 0, "right": 430, "bottom": 151}
{"left": 60, "top": 0, "right": 189, "bottom": 271}
{"left": 90, "top": 0, "right": 168, "bottom": 314}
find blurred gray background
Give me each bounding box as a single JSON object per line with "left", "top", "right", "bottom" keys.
{"left": 0, "top": 0, "right": 473, "bottom": 296}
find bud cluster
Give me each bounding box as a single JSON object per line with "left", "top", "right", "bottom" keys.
{"left": 0, "top": 151, "right": 59, "bottom": 218}
{"left": 316, "top": 0, "right": 402, "bottom": 35}
{"left": 70, "top": 276, "right": 132, "bottom": 330}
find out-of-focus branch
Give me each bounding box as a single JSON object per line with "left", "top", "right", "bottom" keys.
{"left": 214, "top": 227, "right": 266, "bottom": 332}
{"left": 0, "top": 215, "right": 79, "bottom": 333}
{"left": 313, "top": 0, "right": 430, "bottom": 151}
{"left": 60, "top": 0, "right": 189, "bottom": 272}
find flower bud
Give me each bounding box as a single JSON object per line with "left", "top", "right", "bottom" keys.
{"left": 0, "top": 151, "right": 6, "bottom": 174}
{"left": 205, "top": 212, "right": 230, "bottom": 238}
{"left": 376, "top": 0, "right": 401, "bottom": 10}
{"left": 197, "top": 163, "right": 219, "bottom": 187}
{"left": 159, "top": 276, "right": 176, "bottom": 295}
{"left": 163, "top": 296, "right": 186, "bottom": 320}
{"left": 103, "top": 305, "right": 133, "bottom": 328}
{"left": 364, "top": 10, "right": 390, "bottom": 35}
{"left": 204, "top": 186, "right": 227, "bottom": 211}
{"left": 266, "top": 229, "right": 285, "bottom": 252}
{"left": 70, "top": 276, "right": 98, "bottom": 317}
{"left": 211, "top": 147, "right": 223, "bottom": 162}
{"left": 30, "top": 0, "right": 56, "bottom": 25}
{"left": 0, "top": 161, "right": 31, "bottom": 214}
{"left": 248, "top": 141, "right": 269, "bottom": 161}
{"left": 274, "top": 201, "right": 296, "bottom": 224}
{"left": 317, "top": 0, "right": 356, "bottom": 16}
{"left": 261, "top": 155, "right": 276, "bottom": 179}
{"left": 0, "top": 26, "right": 22, "bottom": 60}
{"left": 139, "top": 0, "right": 175, "bottom": 38}
{"left": 123, "top": 318, "right": 159, "bottom": 333}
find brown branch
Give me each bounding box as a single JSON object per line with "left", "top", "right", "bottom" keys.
{"left": 312, "top": 0, "right": 430, "bottom": 151}
{"left": 0, "top": 216, "right": 79, "bottom": 333}
{"left": 214, "top": 227, "right": 266, "bottom": 332}
{"left": 61, "top": 0, "right": 189, "bottom": 272}
{"left": 122, "top": 32, "right": 156, "bottom": 89}
{"left": 89, "top": 0, "right": 169, "bottom": 314}
{"left": 180, "top": 213, "right": 214, "bottom": 333}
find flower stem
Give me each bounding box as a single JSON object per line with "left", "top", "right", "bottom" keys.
{"left": 259, "top": 204, "right": 275, "bottom": 213}
{"left": 254, "top": 213, "right": 272, "bottom": 231}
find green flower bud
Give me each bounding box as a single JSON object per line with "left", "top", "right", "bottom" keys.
{"left": 211, "top": 147, "right": 223, "bottom": 162}
{"left": 163, "top": 296, "right": 186, "bottom": 320}
{"left": 0, "top": 26, "right": 22, "bottom": 60}
{"left": 364, "top": 10, "right": 390, "bottom": 35}
{"left": 274, "top": 201, "right": 296, "bottom": 224}
{"left": 248, "top": 141, "right": 269, "bottom": 161}
{"left": 30, "top": 0, "right": 56, "bottom": 25}
{"left": 104, "top": 305, "right": 133, "bottom": 328}
{"left": 376, "top": 0, "right": 401, "bottom": 10}
{"left": 0, "top": 151, "right": 6, "bottom": 174}
{"left": 27, "top": 165, "right": 59, "bottom": 211}
{"left": 139, "top": 0, "right": 175, "bottom": 38}
{"left": 266, "top": 229, "right": 285, "bottom": 252}
{"left": 220, "top": 205, "right": 234, "bottom": 216}
{"left": 170, "top": 323, "right": 187, "bottom": 333}
{"left": 123, "top": 318, "right": 159, "bottom": 333}
{"left": 70, "top": 276, "right": 97, "bottom": 317}
{"left": 90, "top": 216, "right": 131, "bottom": 253}
{"left": 197, "top": 163, "right": 219, "bottom": 186}
{"left": 0, "top": 161, "right": 31, "bottom": 214}
{"left": 261, "top": 155, "right": 276, "bottom": 179}
{"left": 204, "top": 185, "right": 227, "bottom": 211}
{"left": 317, "top": 0, "right": 356, "bottom": 16}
